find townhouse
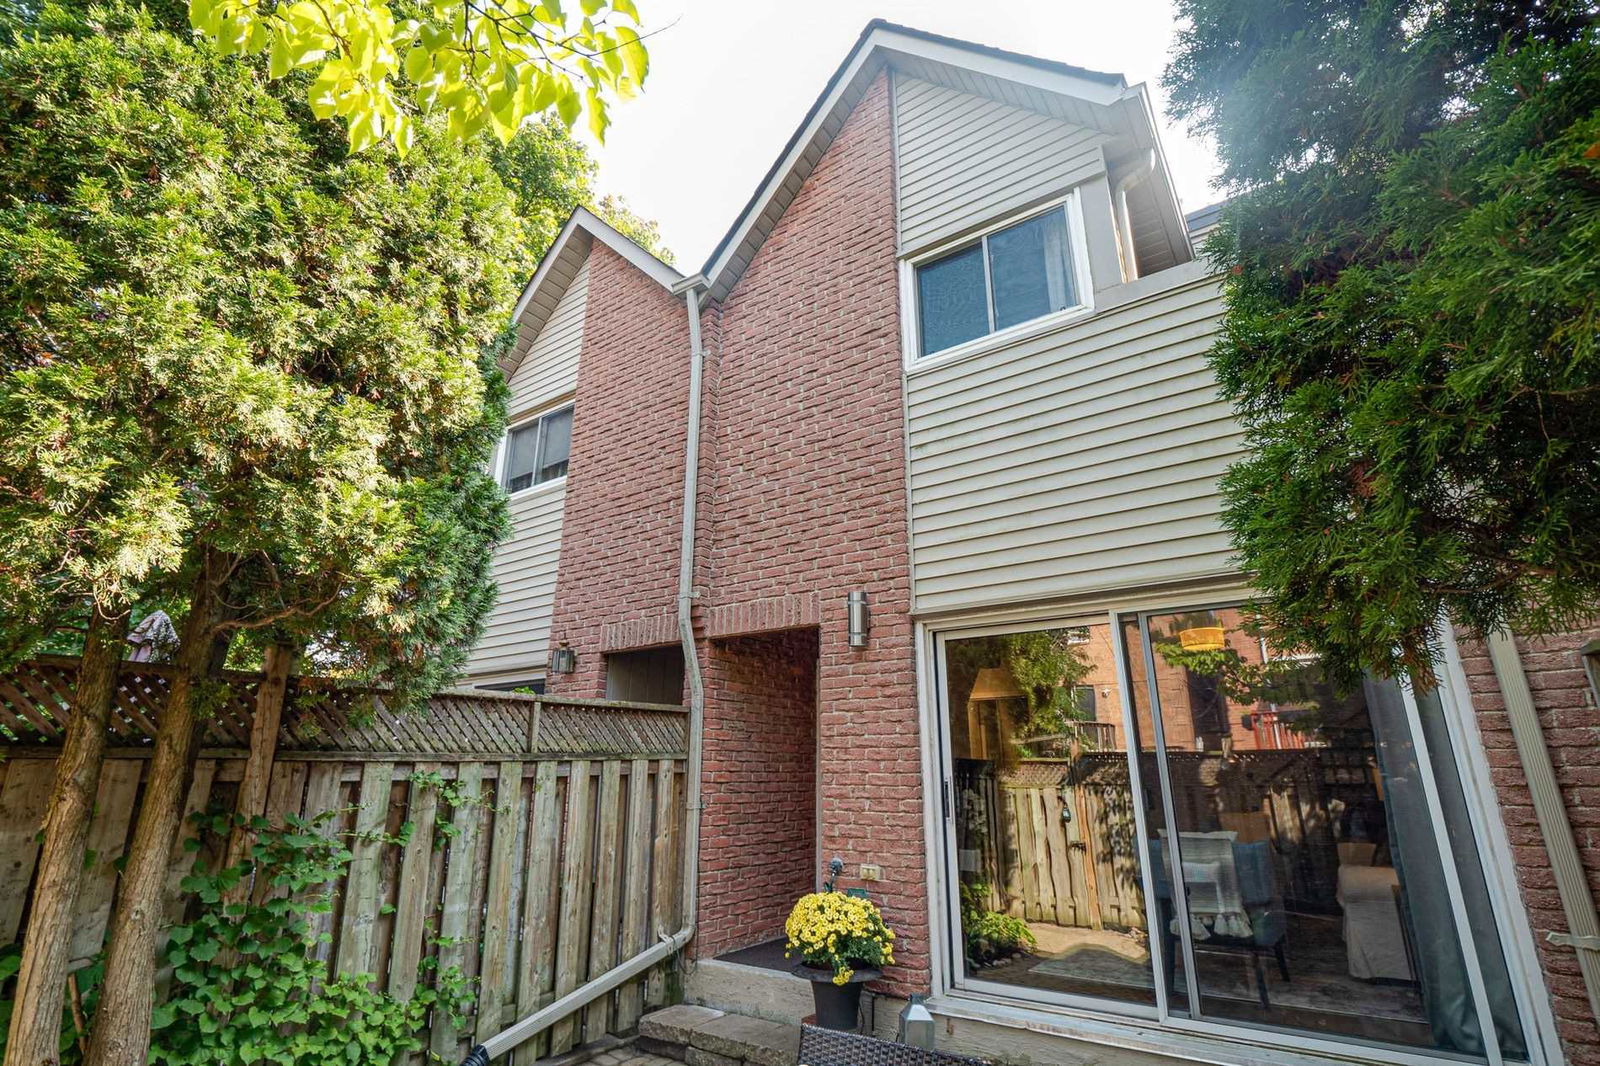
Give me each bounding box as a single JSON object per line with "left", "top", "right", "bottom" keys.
{"left": 462, "top": 21, "right": 1600, "bottom": 1066}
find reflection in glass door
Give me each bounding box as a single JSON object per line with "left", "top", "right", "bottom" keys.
{"left": 938, "top": 607, "right": 1532, "bottom": 1062}
{"left": 941, "top": 622, "right": 1164, "bottom": 1009}
{"left": 1125, "top": 606, "right": 1526, "bottom": 1060}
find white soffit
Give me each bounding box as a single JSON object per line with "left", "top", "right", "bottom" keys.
{"left": 502, "top": 206, "right": 683, "bottom": 377}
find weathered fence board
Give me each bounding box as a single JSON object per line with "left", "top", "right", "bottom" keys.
{"left": 0, "top": 658, "right": 689, "bottom": 1064}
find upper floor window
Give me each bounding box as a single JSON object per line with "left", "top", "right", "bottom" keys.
{"left": 502, "top": 405, "right": 572, "bottom": 492}
{"left": 915, "top": 204, "right": 1081, "bottom": 359}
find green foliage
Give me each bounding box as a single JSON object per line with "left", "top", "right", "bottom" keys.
{"left": 187, "top": 0, "right": 649, "bottom": 154}
{"left": 484, "top": 118, "right": 673, "bottom": 262}
{"left": 958, "top": 881, "right": 1034, "bottom": 967}
{"left": 0, "top": 1, "right": 540, "bottom": 703}
{"left": 1163, "top": 1, "right": 1600, "bottom": 685}
{"left": 407, "top": 768, "right": 495, "bottom": 847}
{"left": 1000, "top": 630, "right": 1093, "bottom": 739}
{"left": 149, "top": 811, "right": 471, "bottom": 1065}
{"left": 0, "top": 946, "right": 103, "bottom": 1064}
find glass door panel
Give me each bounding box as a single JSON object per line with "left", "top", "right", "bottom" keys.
{"left": 1136, "top": 606, "right": 1498, "bottom": 1058}
{"left": 942, "top": 623, "right": 1158, "bottom": 1007}
{"left": 1117, "top": 615, "right": 1191, "bottom": 1016}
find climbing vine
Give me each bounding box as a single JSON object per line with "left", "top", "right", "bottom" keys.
{"left": 407, "top": 769, "right": 499, "bottom": 849}
{"left": 0, "top": 808, "right": 474, "bottom": 1065}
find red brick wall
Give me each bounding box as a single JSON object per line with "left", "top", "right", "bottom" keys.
{"left": 1459, "top": 624, "right": 1600, "bottom": 1063}
{"left": 700, "top": 71, "right": 927, "bottom": 996}
{"left": 542, "top": 72, "right": 927, "bottom": 995}
{"left": 544, "top": 242, "right": 689, "bottom": 700}
{"left": 697, "top": 628, "right": 819, "bottom": 958}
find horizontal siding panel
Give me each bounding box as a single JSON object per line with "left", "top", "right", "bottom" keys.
{"left": 463, "top": 482, "right": 564, "bottom": 679}
{"left": 895, "top": 76, "right": 1107, "bottom": 253}
{"left": 915, "top": 371, "right": 1222, "bottom": 473}
{"left": 916, "top": 476, "right": 1224, "bottom": 550}
{"left": 914, "top": 411, "right": 1241, "bottom": 506}
{"left": 916, "top": 496, "right": 1226, "bottom": 577}
{"left": 509, "top": 257, "right": 588, "bottom": 420}
{"left": 907, "top": 266, "right": 1240, "bottom": 613}
{"left": 915, "top": 451, "right": 1235, "bottom": 531}
{"left": 908, "top": 276, "right": 1221, "bottom": 412}
{"left": 916, "top": 544, "right": 1239, "bottom": 616}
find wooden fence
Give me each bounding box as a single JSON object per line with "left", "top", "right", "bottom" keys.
{"left": 967, "top": 748, "right": 1363, "bottom": 933}
{"left": 0, "top": 656, "right": 688, "bottom": 1063}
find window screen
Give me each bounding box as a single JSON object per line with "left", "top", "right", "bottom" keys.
{"left": 916, "top": 205, "right": 1078, "bottom": 358}
{"left": 501, "top": 405, "right": 574, "bottom": 492}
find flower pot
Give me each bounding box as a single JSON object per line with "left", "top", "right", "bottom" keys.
{"left": 793, "top": 964, "right": 881, "bottom": 1031}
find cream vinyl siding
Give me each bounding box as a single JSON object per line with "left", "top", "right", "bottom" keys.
{"left": 464, "top": 481, "right": 566, "bottom": 677}
{"left": 463, "top": 258, "right": 589, "bottom": 680}
{"left": 508, "top": 257, "right": 588, "bottom": 419}
{"left": 894, "top": 75, "right": 1109, "bottom": 255}
{"left": 907, "top": 262, "right": 1241, "bottom": 614}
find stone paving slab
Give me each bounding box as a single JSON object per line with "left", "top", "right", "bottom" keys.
{"left": 640, "top": 1004, "right": 727, "bottom": 1046}
{"left": 687, "top": 1013, "right": 800, "bottom": 1066}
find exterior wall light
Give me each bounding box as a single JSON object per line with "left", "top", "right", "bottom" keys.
{"left": 550, "top": 643, "right": 577, "bottom": 674}
{"left": 847, "top": 591, "right": 870, "bottom": 649}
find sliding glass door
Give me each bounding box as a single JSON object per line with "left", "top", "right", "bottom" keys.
{"left": 938, "top": 605, "right": 1532, "bottom": 1061}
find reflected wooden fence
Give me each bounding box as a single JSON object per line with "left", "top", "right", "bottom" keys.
{"left": 976, "top": 750, "right": 1351, "bottom": 932}
{"left": 0, "top": 656, "right": 688, "bottom": 1063}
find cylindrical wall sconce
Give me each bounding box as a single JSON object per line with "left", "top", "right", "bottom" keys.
{"left": 847, "top": 591, "right": 870, "bottom": 648}
{"left": 550, "top": 643, "right": 577, "bottom": 674}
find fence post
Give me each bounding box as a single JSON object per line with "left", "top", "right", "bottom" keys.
{"left": 221, "top": 644, "right": 296, "bottom": 897}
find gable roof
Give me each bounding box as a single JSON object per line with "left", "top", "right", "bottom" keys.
{"left": 508, "top": 21, "right": 1194, "bottom": 361}
{"left": 501, "top": 206, "right": 682, "bottom": 377}
{"left": 700, "top": 20, "right": 1184, "bottom": 301}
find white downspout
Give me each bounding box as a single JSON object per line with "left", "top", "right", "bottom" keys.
{"left": 672, "top": 274, "right": 708, "bottom": 947}
{"left": 1113, "top": 149, "right": 1156, "bottom": 282}
{"left": 1485, "top": 630, "right": 1600, "bottom": 1026}
{"left": 467, "top": 277, "right": 709, "bottom": 1065}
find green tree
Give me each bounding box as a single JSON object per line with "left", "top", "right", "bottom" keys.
{"left": 485, "top": 120, "right": 674, "bottom": 261}
{"left": 191, "top": 0, "right": 651, "bottom": 152}
{"left": 0, "top": 0, "right": 628, "bottom": 1056}
{"left": 1163, "top": 0, "right": 1600, "bottom": 685}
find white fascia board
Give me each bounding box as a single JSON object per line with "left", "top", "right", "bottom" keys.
{"left": 700, "top": 42, "right": 884, "bottom": 300}
{"left": 512, "top": 207, "right": 682, "bottom": 325}
{"left": 572, "top": 205, "right": 684, "bottom": 291}
{"left": 1124, "top": 82, "right": 1195, "bottom": 263}
{"left": 876, "top": 30, "right": 1128, "bottom": 109}
{"left": 504, "top": 206, "right": 683, "bottom": 377}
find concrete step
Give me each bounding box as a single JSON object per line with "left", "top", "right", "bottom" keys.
{"left": 639, "top": 1004, "right": 800, "bottom": 1066}
{"left": 682, "top": 958, "right": 815, "bottom": 1026}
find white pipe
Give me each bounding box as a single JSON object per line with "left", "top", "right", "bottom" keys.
{"left": 467, "top": 281, "right": 710, "bottom": 1065}
{"left": 1485, "top": 630, "right": 1600, "bottom": 1025}
{"left": 674, "top": 279, "right": 707, "bottom": 941}
{"left": 1113, "top": 149, "right": 1156, "bottom": 282}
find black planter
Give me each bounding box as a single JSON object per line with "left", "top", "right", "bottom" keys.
{"left": 794, "top": 965, "right": 880, "bottom": 1031}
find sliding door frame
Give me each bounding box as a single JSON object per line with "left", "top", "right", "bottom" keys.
{"left": 924, "top": 595, "right": 1548, "bottom": 1066}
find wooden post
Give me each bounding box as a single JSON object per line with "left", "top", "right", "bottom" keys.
{"left": 225, "top": 643, "right": 296, "bottom": 881}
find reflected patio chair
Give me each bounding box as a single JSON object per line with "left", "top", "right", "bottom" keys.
{"left": 1150, "top": 834, "right": 1289, "bottom": 1009}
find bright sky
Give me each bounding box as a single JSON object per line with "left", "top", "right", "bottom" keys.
{"left": 579, "top": 0, "right": 1223, "bottom": 269}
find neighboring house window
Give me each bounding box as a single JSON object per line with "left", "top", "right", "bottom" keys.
{"left": 502, "top": 405, "right": 573, "bottom": 492}
{"left": 916, "top": 204, "right": 1079, "bottom": 357}
{"left": 478, "top": 678, "right": 545, "bottom": 694}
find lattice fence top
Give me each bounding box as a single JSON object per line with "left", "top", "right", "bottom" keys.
{"left": 0, "top": 656, "right": 686, "bottom": 758}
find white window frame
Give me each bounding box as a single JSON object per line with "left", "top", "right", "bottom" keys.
{"left": 918, "top": 597, "right": 1552, "bottom": 1066}
{"left": 900, "top": 192, "right": 1095, "bottom": 374}
{"left": 494, "top": 400, "right": 573, "bottom": 498}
